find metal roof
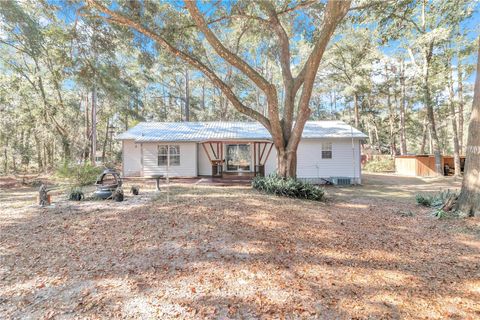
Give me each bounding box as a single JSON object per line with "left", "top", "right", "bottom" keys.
{"left": 116, "top": 121, "right": 368, "bottom": 142}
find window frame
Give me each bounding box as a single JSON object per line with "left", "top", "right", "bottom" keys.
{"left": 157, "top": 144, "right": 180, "bottom": 166}
{"left": 169, "top": 145, "right": 180, "bottom": 166}
{"left": 321, "top": 142, "right": 333, "bottom": 159}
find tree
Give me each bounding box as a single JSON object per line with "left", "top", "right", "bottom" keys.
{"left": 456, "top": 38, "right": 480, "bottom": 217}
{"left": 86, "top": 0, "right": 352, "bottom": 177}
{"left": 444, "top": 49, "right": 461, "bottom": 176}
{"left": 323, "top": 27, "right": 378, "bottom": 129}
{"left": 372, "top": 0, "right": 474, "bottom": 174}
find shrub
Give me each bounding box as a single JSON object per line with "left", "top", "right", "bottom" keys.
{"left": 415, "top": 194, "right": 433, "bottom": 207}
{"left": 252, "top": 174, "right": 325, "bottom": 201}
{"left": 432, "top": 208, "right": 448, "bottom": 219}
{"left": 363, "top": 158, "right": 395, "bottom": 173}
{"left": 56, "top": 162, "right": 103, "bottom": 186}
{"left": 415, "top": 190, "right": 460, "bottom": 219}
{"left": 416, "top": 190, "right": 459, "bottom": 208}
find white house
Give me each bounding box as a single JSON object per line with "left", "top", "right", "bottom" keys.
{"left": 116, "top": 121, "right": 367, "bottom": 184}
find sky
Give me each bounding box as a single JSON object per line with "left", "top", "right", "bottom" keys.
{"left": 48, "top": 0, "right": 480, "bottom": 90}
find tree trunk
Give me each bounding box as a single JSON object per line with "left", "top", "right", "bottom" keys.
{"left": 61, "top": 136, "right": 71, "bottom": 163}
{"left": 367, "top": 117, "right": 374, "bottom": 147}
{"left": 353, "top": 92, "right": 359, "bottom": 128}
{"left": 277, "top": 149, "right": 297, "bottom": 178}
{"left": 102, "top": 118, "right": 109, "bottom": 163}
{"left": 3, "top": 139, "right": 8, "bottom": 174}
{"left": 201, "top": 79, "right": 206, "bottom": 110}
{"left": 43, "top": 144, "right": 47, "bottom": 170}
{"left": 386, "top": 67, "right": 396, "bottom": 157}
{"left": 428, "top": 125, "right": 434, "bottom": 155}
{"left": 447, "top": 59, "right": 461, "bottom": 176}
{"left": 45, "top": 144, "right": 53, "bottom": 169}
{"left": 399, "top": 59, "right": 407, "bottom": 155}
{"left": 34, "top": 134, "right": 43, "bottom": 172}
{"left": 456, "top": 39, "right": 480, "bottom": 217}
{"left": 84, "top": 92, "right": 90, "bottom": 162}
{"left": 423, "top": 47, "right": 442, "bottom": 174}
{"left": 91, "top": 86, "right": 97, "bottom": 165}
{"left": 420, "top": 116, "right": 428, "bottom": 154}
{"left": 373, "top": 120, "right": 381, "bottom": 152}
{"left": 457, "top": 58, "right": 465, "bottom": 154}
{"left": 185, "top": 69, "right": 190, "bottom": 121}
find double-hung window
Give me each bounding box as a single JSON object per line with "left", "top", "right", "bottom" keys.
{"left": 158, "top": 145, "right": 180, "bottom": 166}
{"left": 321, "top": 142, "right": 332, "bottom": 159}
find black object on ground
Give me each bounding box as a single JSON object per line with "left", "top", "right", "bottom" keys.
{"left": 93, "top": 169, "right": 122, "bottom": 199}
{"left": 131, "top": 185, "right": 139, "bottom": 195}
{"left": 113, "top": 187, "right": 124, "bottom": 202}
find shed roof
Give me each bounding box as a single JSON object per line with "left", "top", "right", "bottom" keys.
{"left": 116, "top": 121, "right": 367, "bottom": 142}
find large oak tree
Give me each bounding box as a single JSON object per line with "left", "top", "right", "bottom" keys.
{"left": 86, "top": 0, "right": 351, "bottom": 177}
{"left": 456, "top": 38, "right": 480, "bottom": 217}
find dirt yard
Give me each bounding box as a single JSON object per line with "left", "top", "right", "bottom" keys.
{"left": 0, "top": 174, "right": 479, "bottom": 319}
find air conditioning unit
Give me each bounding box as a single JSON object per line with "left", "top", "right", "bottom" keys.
{"left": 331, "top": 177, "right": 352, "bottom": 185}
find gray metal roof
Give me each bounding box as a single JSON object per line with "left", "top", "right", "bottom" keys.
{"left": 116, "top": 121, "right": 367, "bottom": 142}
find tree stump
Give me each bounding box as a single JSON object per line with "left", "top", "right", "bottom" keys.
{"left": 441, "top": 193, "right": 458, "bottom": 212}
{"left": 38, "top": 184, "right": 49, "bottom": 206}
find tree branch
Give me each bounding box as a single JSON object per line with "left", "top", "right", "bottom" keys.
{"left": 185, "top": 2, "right": 273, "bottom": 94}
{"left": 349, "top": 0, "right": 391, "bottom": 11}
{"left": 85, "top": 0, "right": 270, "bottom": 130}
{"left": 289, "top": 0, "right": 351, "bottom": 151}
{"left": 185, "top": 0, "right": 283, "bottom": 144}
{"left": 259, "top": 1, "right": 295, "bottom": 139}
{"left": 276, "top": 0, "right": 317, "bottom": 15}
{"left": 260, "top": 1, "right": 293, "bottom": 84}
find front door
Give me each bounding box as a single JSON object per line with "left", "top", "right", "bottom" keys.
{"left": 226, "top": 144, "right": 251, "bottom": 171}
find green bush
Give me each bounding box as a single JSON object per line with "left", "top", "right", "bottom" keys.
{"left": 252, "top": 174, "right": 325, "bottom": 201}
{"left": 415, "top": 190, "right": 459, "bottom": 219}
{"left": 56, "top": 162, "right": 103, "bottom": 186}
{"left": 415, "top": 194, "right": 433, "bottom": 207}
{"left": 363, "top": 158, "right": 395, "bottom": 172}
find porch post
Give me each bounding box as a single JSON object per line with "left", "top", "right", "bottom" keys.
{"left": 253, "top": 142, "right": 257, "bottom": 175}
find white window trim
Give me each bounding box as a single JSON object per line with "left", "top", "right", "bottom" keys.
{"left": 158, "top": 144, "right": 180, "bottom": 166}
{"left": 321, "top": 142, "right": 333, "bottom": 159}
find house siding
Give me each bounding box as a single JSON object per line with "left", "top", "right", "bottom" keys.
{"left": 198, "top": 143, "right": 211, "bottom": 176}
{"left": 263, "top": 146, "right": 277, "bottom": 176}
{"left": 142, "top": 142, "right": 197, "bottom": 177}
{"left": 122, "top": 138, "right": 362, "bottom": 184}
{"left": 296, "top": 138, "right": 362, "bottom": 183}
{"left": 123, "top": 140, "right": 142, "bottom": 177}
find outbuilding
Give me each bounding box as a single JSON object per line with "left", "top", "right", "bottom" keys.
{"left": 116, "top": 121, "right": 367, "bottom": 184}
{"left": 395, "top": 155, "right": 466, "bottom": 177}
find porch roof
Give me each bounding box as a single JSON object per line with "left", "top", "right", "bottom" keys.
{"left": 117, "top": 121, "right": 367, "bottom": 143}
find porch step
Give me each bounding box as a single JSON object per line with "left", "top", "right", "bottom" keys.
{"left": 220, "top": 173, "right": 254, "bottom": 180}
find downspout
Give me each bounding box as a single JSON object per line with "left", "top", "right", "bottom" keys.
{"left": 351, "top": 125, "right": 356, "bottom": 184}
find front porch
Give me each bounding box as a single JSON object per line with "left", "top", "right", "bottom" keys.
{"left": 200, "top": 140, "right": 274, "bottom": 178}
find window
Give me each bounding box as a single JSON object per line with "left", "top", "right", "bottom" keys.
{"left": 158, "top": 145, "right": 180, "bottom": 166}
{"left": 169, "top": 145, "right": 180, "bottom": 166}
{"left": 322, "top": 142, "right": 332, "bottom": 159}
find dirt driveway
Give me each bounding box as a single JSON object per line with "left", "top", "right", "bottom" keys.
{"left": 0, "top": 174, "right": 479, "bottom": 319}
